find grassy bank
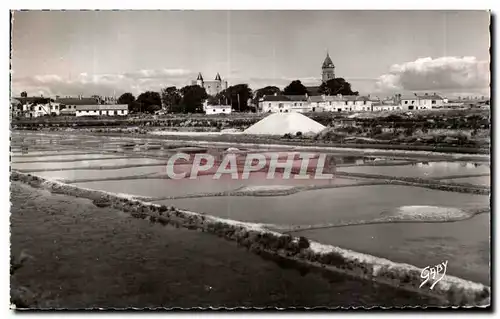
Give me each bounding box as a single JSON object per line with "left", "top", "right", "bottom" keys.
{"left": 11, "top": 171, "right": 491, "bottom": 307}
{"left": 10, "top": 181, "right": 438, "bottom": 309}
{"left": 14, "top": 129, "right": 491, "bottom": 156}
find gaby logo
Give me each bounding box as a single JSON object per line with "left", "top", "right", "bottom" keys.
{"left": 164, "top": 152, "right": 336, "bottom": 180}
{"left": 419, "top": 260, "right": 448, "bottom": 290}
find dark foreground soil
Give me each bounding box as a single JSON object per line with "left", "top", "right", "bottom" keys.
{"left": 10, "top": 182, "right": 439, "bottom": 309}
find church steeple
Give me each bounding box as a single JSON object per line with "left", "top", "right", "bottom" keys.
{"left": 321, "top": 51, "right": 335, "bottom": 83}
{"left": 322, "top": 51, "right": 334, "bottom": 69}
{"left": 215, "top": 73, "right": 221, "bottom": 81}
{"left": 197, "top": 72, "right": 204, "bottom": 81}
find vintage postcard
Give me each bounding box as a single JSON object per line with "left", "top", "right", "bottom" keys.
{"left": 9, "top": 9, "right": 491, "bottom": 310}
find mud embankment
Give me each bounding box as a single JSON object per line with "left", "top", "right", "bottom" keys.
{"left": 334, "top": 172, "right": 490, "bottom": 195}
{"left": 11, "top": 170, "right": 490, "bottom": 307}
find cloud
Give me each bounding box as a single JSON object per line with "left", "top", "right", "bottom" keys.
{"left": 375, "top": 56, "right": 490, "bottom": 94}
{"left": 11, "top": 68, "right": 197, "bottom": 97}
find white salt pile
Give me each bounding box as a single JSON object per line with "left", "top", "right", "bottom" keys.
{"left": 244, "top": 112, "right": 326, "bottom": 135}
{"left": 383, "top": 205, "right": 471, "bottom": 222}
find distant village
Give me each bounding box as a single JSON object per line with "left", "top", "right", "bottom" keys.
{"left": 11, "top": 53, "right": 490, "bottom": 119}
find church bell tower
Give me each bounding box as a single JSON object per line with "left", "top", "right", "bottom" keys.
{"left": 322, "top": 51, "right": 335, "bottom": 83}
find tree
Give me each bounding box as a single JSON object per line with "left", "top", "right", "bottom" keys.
{"left": 283, "top": 80, "right": 308, "bottom": 96}
{"left": 180, "top": 85, "right": 208, "bottom": 113}
{"left": 253, "top": 86, "right": 281, "bottom": 105}
{"left": 117, "top": 92, "right": 135, "bottom": 105}
{"left": 318, "top": 78, "right": 359, "bottom": 96}
{"left": 216, "top": 84, "right": 253, "bottom": 112}
{"left": 160, "top": 86, "right": 182, "bottom": 113}
{"left": 136, "top": 91, "right": 162, "bottom": 113}
{"left": 206, "top": 95, "right": 222, "bottom": 106}
{"left": 20, "top": 91, "right": 27, "bottom": 98}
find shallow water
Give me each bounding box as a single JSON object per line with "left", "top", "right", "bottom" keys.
{"left": 72, "top": 173, "right": 361, "bottom": 198}
{"left": 11, "top": 153, "right": 125, "bottom": 162}
{"left": 338, "top": 161, "right": 490, "bottom": 178}
{"left": 442, "top": 176, "right": 491, "bottom": 187}
{"left": 293, "top": 213, "right": 491, "bottom": 285}
{"left": 155, "top": 185, "right": 489, "bottom": 226}
{"left": 10, "top": 150, "right": 92, "bottom": 157}
{"left": 32, "top": 165, "right": 170, "bottom": 181}
{"left": 12, "top": 157, "right": 166, "bottom": 171}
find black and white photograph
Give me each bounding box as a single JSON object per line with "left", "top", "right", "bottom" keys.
{"left": 8, "top": 7, "right": 492, "bottom": 310}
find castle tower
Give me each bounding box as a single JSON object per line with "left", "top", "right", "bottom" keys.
{"left": 322, "top": 52, "right": 335, "bottom": 83}
{"left": 196, "top": 72, "right": 204, "bottom": 87}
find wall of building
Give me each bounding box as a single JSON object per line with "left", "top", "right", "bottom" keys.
{"left": 205, "top": 106, "right": 232, "bottom": 115}
{"left": 75, "top": 109, "right": 128, "bottom": 117}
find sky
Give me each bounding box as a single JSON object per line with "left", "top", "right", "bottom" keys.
{"left": 11, "top": 10, "right": 491, "bottom": 98}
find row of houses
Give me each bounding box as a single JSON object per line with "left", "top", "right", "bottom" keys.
{"left": 258, "top": 93, "right": 447, "bottom": 114}
{"left": 10, "top": 96, "right": 129, "bottom": 118}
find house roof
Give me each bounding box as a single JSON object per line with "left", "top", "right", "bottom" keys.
{"left": 285, "top": 95, "right": 308, "bottom": 101}
{"left": 305, "top": 86, "right": 321, "bottom": 96}
{"left": 13, "top": 97, "right": 48, "bottom": 104}
{"left": 76, "top": 104, "right": 128, "bottom": 111}
{"left": 11, "top": 98, "right": 21, "bottom": 105}
{"left": 416, "top": 94, "right": 444, "bottom": 100}
{"left": 261, "top": 95, "right": 288, "bottom": 102}
{"left": 308, "top": 96, "right": 324, "bottom": 103}
{"left": 400, "top": 94, "right": 444, "bottom": 100}
{"left": 56, "top": 97, "right": 99, "bottom": 105}
{"left": 261, "top": 95, "right": 307, "bottom": 102}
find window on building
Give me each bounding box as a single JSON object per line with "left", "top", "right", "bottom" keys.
{"left": 345, "top": 102, "right": 348, "bottom": 105}
{"left": 432, "top": 100, "right": 436, "bottom": 104}
{"left": 412, "top": 101, "right": 415, "bottom": 104}
{"left": 213, "top": 109, "right": 216, "bottom": 112}
{"left": 268, "top": 103, "right": 271, "bottom": 107}
{"left": 405, "top": 101, "right": 408, "bottom": 104}
{"left": 222, "top": 109, "right": 225, "bottom": 112}
{"left": 294, "top": 103, "right": 297, "bottom": 106}
{"left": 38, "top": 107, "right": 41, "bottom": 111}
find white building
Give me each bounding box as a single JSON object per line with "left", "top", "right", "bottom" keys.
{"left": 259, "top": 95, "right": 310, "bottom": 113}
{"left": 319, "top": 95, "right": 378, "bottom": 112}
{"left": 372, "top": 103, "right": 402, "bottom": 112}
{"left": 20, "top": 102, "right": 62, "bottom": 118}
{"left": 75, "top": 104, "right": 129, "bottom": 117}
{"left": 398, "top": 93, "right": 445, "bottom": 110}
{"left": 205, "top": 105, "right": 232, "bottom": 115}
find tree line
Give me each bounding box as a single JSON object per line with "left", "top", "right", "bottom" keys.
{"left": 117, "top": 77, "right": 357, "bottom": 114}
{"left": 18, "top": 77, "right": 358, "bottom": 115}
